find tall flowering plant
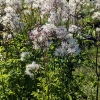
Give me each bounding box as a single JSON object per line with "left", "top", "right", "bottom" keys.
{"left": 1, "top": 0, "right": 99, "bottom": 99}
{"left": 24, "top": 0, "right": 82, "bottom": 99}
{"left": 0, "top": 0, "right": 82, "bottom": 99}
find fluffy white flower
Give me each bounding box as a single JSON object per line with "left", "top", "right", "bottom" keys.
{"left": 96, "top": 27, "right": 100, "bottom": 32}
{"left": 0, "top": 0, "right": 23, "bottom": 32}
{"left": 20, "top": 52, "right": 31, "bottom": 61}
{"left": 54, "top": 41, "right": 68, "bottom": 56}
{"left": 54, "top": 38, "right": 80, "bottom": 56}
{"left": 25, "top": 61, "right": 41, "bottom": 78}
{"left": 23, "top": 10, "right": 31, "bottom": 15}
{"left": 28, "top": 23, "right": 57, "bottom": 49}
{"left": 42, "top": 23, "right": 57, "bottom": 32}
{"left": 6, "top": 0, "right": 22, "bottom": 10}
{"left": 7, "top": 34, "right": 12, "bottom": 39}
{"left": 61, "top": 7, "right": 69, "bottom": 22}
{"left": 24, "top": 0, "right": 34, "bottom": 8}
{"left": 1, "top": 11, "right": 22, "bottom": 32}
{"left": 4, "top": 6, "right": 16, "bottom": 13}
{"left": 56, "top": 26, "right": 68, "bottom": 39}
{"left": 67, "top": 38, "right": 80, "bottom": 55}
{"left": 30, "top": 28, "right": 47, "bottom": 43}
{"left": 32, "top": 41, "right": 40, "bottom": 49}
{"left": 24, "top": 0, "right": 40, "bottom": 9}
{"left": 90, "top": 8, "right": 95, "bottom": 13}
{"left": 48, "top": 11, "right": 60, "bottom": 25}
{"left": 3, "top": 32, "right": 12, "bottom": 40}
{"left": 26, "top": 0, "right": 81, "bottom": 56}
{"left": 69, "top": 24, "right": 79, "bottom": 33}
{"left": 0, "top": 0, "right": 6, "bottom": 6}
{"left": 67, "top": 33, "right": 73, "bottom": 38}
{"left": 95, "top": 3, "right": 100, "bottom": 10}
{"left": 95, "top": 0, "right": 100, "bottom": 3}
{"left": 92, "top": 11, "right": 100, "bottom": 20}
{"left": 2, "top": 14, "right": 12, "bottom": 25}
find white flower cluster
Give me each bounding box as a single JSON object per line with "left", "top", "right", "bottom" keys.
{"left": 0, "top": 0, "right": 23, "bottom": 32}
{"left": 69, "top": 0, "right": 84, "bottom": 17}
{"left": 0, "top": 0, "right": 6, "bottom": 6}
{"left": 28, "top": 23, "right": 69, "bottom": 50}
{"left": 0, "top": 0, "right": 5, "bottom": 19}
{"left": 20, "top": 52, "right": 31, "bottom": 61}
{"left": 95, "top": 0, "right": 100, "bottom": 3}
{"left": 24, "top": 0, "right": 40, "bottom": 11}
{"left": 28, "top": 23, "right": 80, "bottom": 56}
{"left": 96, "top": 27, "right": 100, "bottom": 32}
{"left": 27, "top": 0, "right": 81, "bottom": 56}
{"left": 24, "top": 0, "right": 75, "bottom": 23}
{"left": 92, "top": 11, "right": 100, "bottom": 20}
{"left": 25, "top": 61, "right": 41, "bottom": 78}
{"left": 95, "top": 3, "right": 100, "bottom": 10}
{"left": 69, "top": 24, "right": 80, "bottom": 33}
{"left": 3, "top": 32, "right": 12, "bottom": 40}
{"left": 28, "top": 23, "right": 56, "bottom": 50}
{"left": 55, "top": 38, "right": 80, "bottom": 56}
{"left": 6, "top": 0, "right": 22, "bottom": 10}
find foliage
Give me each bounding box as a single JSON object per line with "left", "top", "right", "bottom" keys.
{"left": 0, "top": 0, "right": 100, "bottom": 100}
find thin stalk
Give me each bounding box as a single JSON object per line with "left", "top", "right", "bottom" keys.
{"left": 30, "top": 3, "right": 33, "bottom": 26}
{"left": 43, "top": 51, "right": 49, "bottom": 100}
{"left": 95, "top": 46, "right": 99, "bottom": 100}
{"left": 1, "top": 72, "right": 5, "bottom": 95}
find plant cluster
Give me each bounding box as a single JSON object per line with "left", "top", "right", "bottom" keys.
{"left": 0, "top": 0, "right": 100, "bottom": 100}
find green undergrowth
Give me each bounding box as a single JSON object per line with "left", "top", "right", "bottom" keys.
{"left": 74, "top": 47, "right": 100, "bottom": 100}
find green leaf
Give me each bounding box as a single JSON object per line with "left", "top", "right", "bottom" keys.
{"left": 68, "top": 94, "right": 72, "bottom": 100}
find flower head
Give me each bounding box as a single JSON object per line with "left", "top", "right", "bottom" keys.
{"left": 20, "top": 52, "right": 31, "bottom": 61}
{"left": 25, "top": 61, "right": 41, "bottom": 78}
{"left": 92, "top": 11, "right": 100, "bottom": 20}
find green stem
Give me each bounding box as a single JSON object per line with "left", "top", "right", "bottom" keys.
{"left": 1, "top": 71, "right": 5, "bottom": 96}
{"left": 95, "top": 46, "right": 99, "bottom": 100}
{"left": 43, "top": 51, "right": 50, "bottom": 100}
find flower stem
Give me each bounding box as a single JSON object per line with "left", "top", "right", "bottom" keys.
{"left": 95, "top": 46, "right": 99, "bottom": 100}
